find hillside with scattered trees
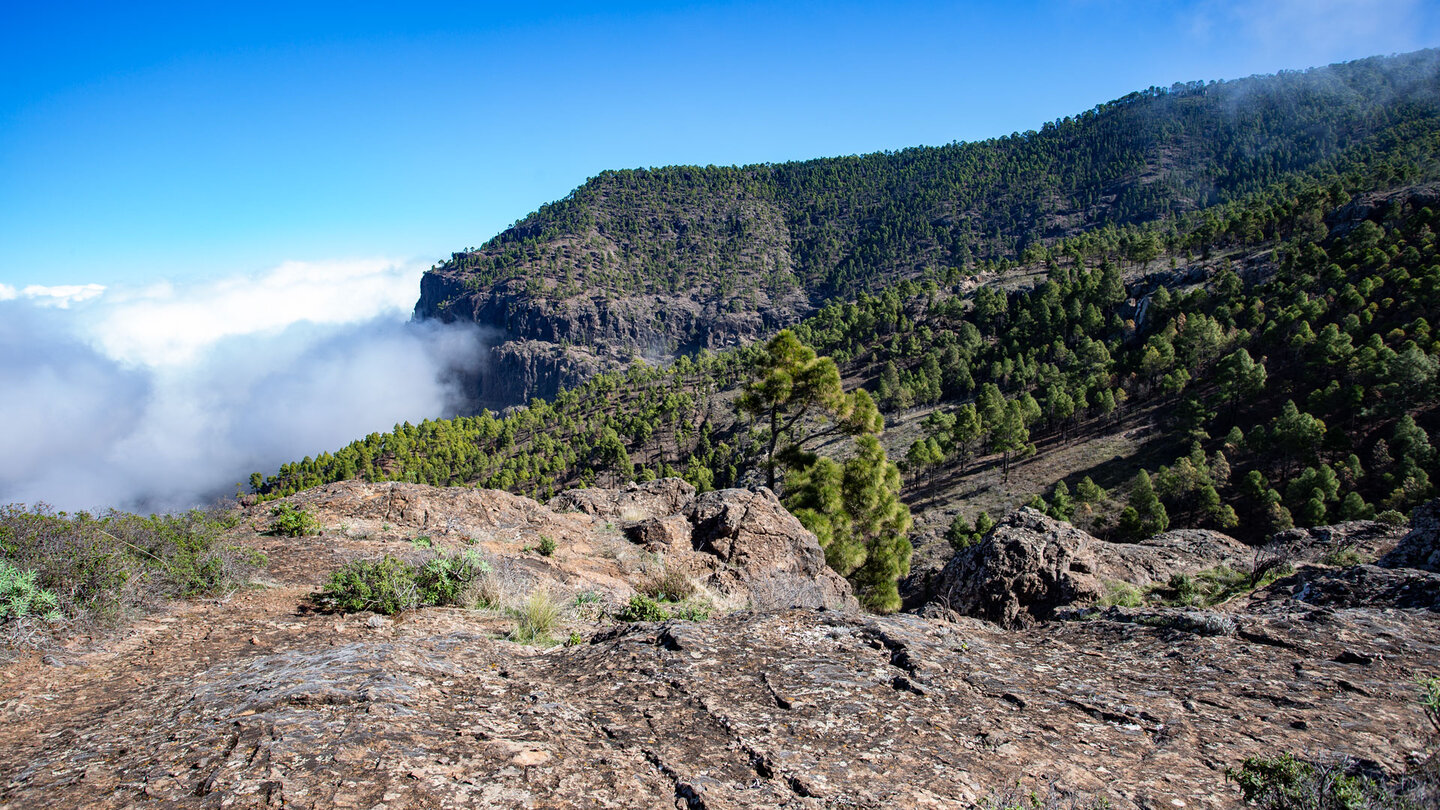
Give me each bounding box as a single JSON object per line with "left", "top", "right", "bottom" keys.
{"left": 257, "top": 49, "right": 1440, "bottom": 607}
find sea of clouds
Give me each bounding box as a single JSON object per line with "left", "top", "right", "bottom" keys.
{"left": 0, "top": 259, "right": 489, "bottom": 512}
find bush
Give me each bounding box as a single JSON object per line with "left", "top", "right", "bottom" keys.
{"left": 1320, "top": 546, "right": 1365, "bottom": 568}
{"left": 510, "top": 589, "right": 559, "bottom": 643}
{"left": 0, "top": 503, "right": 259, "bottom": 624}
{"left": 317, "top": 549, "right": 494, "bottom": 614}
{"left": 316, "top": 555, "right": 418, "bottom": 615}
{"left": 536, "top": 535, "right": 557, "bottom": 556}
{"left": 616, "top": 594, "right": 670, "bottom": 622}
{"left": 0, "top": 561, "right": 60, "bottom": 621}
{"left": 1098, "top": 581, "right": 1143, "bottom": 608}
{"left": 415, "top": 550, "right": 491, "bottom": 606}
{"left": 1376, "top": 509, "right": 1408, "bottom": 526}
{"left": 1227, "top": 754, "right": 1408, "bottom": 810}
{"left": 267, "top": 503, "right": 320, "bottom": 537}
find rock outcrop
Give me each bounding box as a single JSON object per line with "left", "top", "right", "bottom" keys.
{"left": 934, "top": 508, "right": 1264, "bottom": 628}
{"left": 290, "top": 478, "right": 855, "bottom": 612}
{"left": 1379, "top": 499, "right": 1440, "bottom": 573}
{"left": 3, "top": 494, "right": 1440, "bottom": 808}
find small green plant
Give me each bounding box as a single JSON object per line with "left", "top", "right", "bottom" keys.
{"left": 316, "top": 555, "right": 418, "bottom": 615}
{"left": 510, "top": 589, "right": 560, "bottom": 643}
{"left": 616, "top": 594, "right": 669, "bottom": 622}
{"left": 565, "top": 630, "right": 585, "bottom": 647}
{"left": 670, "top": 601, "right": 712, "bottom": 621}
{"left": 1376, "top": 509, "right": 1407, "bottom": 526}
{"left": 536, "top": 535, "right": 557, "bottom": 557}
{"left": 1320, "top": 546, "right": 1364, "bottom": 568}
{"left": 0, "top": 561, "right": 60, "bottom": 621}
{"left": 573, "top": 591, "right": 601, "bottom": 606}
{"left": 411, "top": 535, "right": 433, "bottom": 549}
{"left": 1098, "top": 581, "right": 1143, "bottom": 608}
{"left": 1420, "top": 676, "right": 1440, "bottom": 736}
{"left": 266, "top": 503, "right": 320, "bottom": 537}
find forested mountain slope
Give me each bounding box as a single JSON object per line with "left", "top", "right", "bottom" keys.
{"left": 417, "top": 50, "right": 1440, "bottom": 407}
{"left": 258, "top": 49, "right": 1440, "bottom": 607}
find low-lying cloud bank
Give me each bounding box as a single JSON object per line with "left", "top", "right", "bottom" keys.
{"left": 0, "top": 259, "right": 490, "bottom": 512}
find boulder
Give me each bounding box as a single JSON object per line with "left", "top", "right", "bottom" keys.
{"left": 1271, "top": 520, "right": 1406, "bottom": 564}
{"left": 935, "top": 509, "right": 1267, "bottom": 628}
{"left": 1097, "top": 529, "right": 1252, "bottom": 586}
{"left": 548, "top": 478, "right": 696, "bottom": 522}
{"left": 686, "top": 487, "right": 857, "bottom": 611}
{"left": 1379, "top": 499, "right": 1440, "bottom": 573}
{"left": 934, "top": 508, "right": 1104, "bottom": 629}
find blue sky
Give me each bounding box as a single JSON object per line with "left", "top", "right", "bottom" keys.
{"left": 2, "top": 0, "right": 1438, "bottom": 288}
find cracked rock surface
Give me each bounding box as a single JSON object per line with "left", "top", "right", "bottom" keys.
{"left": 1, "top": 485, "right": 1436, "bottom": 808}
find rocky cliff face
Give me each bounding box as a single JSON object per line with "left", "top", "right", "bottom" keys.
{"left": 2, "top": 492, "right": 1437, "bottom": 808}
{"left": 417, "top": 266, "right": 809, "bottom": 409}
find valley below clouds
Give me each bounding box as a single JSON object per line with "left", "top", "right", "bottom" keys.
{"left": 0, "top": 259, "right": 489, "bottom": 512}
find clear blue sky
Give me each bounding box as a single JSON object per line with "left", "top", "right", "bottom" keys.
{"left": 3, "top": 0, "right": 1437, "bottom": 288}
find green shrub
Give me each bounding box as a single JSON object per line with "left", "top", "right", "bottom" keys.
{"left": 411, "top": 535, "right": 433, "bottom": 549}
{"left": 415, "top": 550, "right": 490, "bottom": 606}
{"left": 1320, "top": 546, "right": 1365, "bottom": 568}
{"left": 0, "top": 504, "right": 259, "bottom": 624}
{"left": 1227, "top": 754, "right": 1407, "bottom": 810}
{"left": 316, "top": 555, "right": 418, "bottom": 615}
{"left": 1098, "top": 581, "right": 1143, "bottom": 608}
{"left": 267, "top": 503, "right": 320, "bottom": 537}
{"left": 510, "top": 589, "right": 559, "bottom": 643}
{"left": 616, "top": 594, "right": 669, "bottom": 622}
{"left": 1376, "top": 509, "right": 1408, "bottom": 526}
{"left": 536, "top": 535, "right": 557, "bottom": 557}
{"left": 669, "top": 601, "right": 712, "bottom": 621}
{"left": 0, "top": 561, "right": 60, "bottom": 621}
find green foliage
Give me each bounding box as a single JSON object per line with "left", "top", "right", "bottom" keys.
{"left": 1098, "top": 581, "right": 1143, "bottom": 608}
{"left": 1227, "top": 754, "right": 1408, "bottom": 810}
{"left": 616, "top": 594, "right": 670, "bottom": 622}
{"left": 318, "top": 550, "right": 491, "bottom": 615}
{"left": 535, "top": 535, "right": 557, "bottom": 557}
{"left": 1320, "top": 546, "right": 1365, "bottom": 568}
{"left": 0, "top": 504, "right": 258, "bottom": 624}
{"left": 1117, "top": 471, "right": 1169, "bottom": 540}
{"left": 414, "top": 550, "right": 490, "bottom": 606}
{"left": 267, "top": 503, "right": 320, "bottom": 537}
{"left": 510, "top": 589, "right": 560, "bottom": 644}
{"left": 317, "top": 555, "right": 419, "bottom": 615}
{"left": 0, "top": 561, "right": 60, "bottom": 621}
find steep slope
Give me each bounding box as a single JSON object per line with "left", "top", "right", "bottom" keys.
{"left": 418, "top": 50, "right": 1440, "bottom": 407}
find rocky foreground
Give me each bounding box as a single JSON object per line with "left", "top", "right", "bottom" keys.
{"left": 1, "top": 480, "right": 1437, "bottom": 809}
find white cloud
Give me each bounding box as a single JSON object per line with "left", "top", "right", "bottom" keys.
{"left": 0, "top": 282, "right": 107, "bottom": 308}
{"left": 1189, "top": 0, "right": 1426, "bottom": 65}
{"left": 92, "top": 258, "right": 423, "bottom": 366}
{"left": 0, "top": 259, "right": 492, "bottom": 512}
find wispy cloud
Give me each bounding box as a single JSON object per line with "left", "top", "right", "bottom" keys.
{"left": 0, "top": 259, "right": 490, "bottom": 512}
{"left": 1188, "top": 0, "right": 1427, "bottom": 66}
{"left": 0, "top": 282, "right": 107, "bottom": 307}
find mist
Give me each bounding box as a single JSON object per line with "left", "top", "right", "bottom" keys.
{"left": 0, "top": 260, "right": 490, "bottom": 513}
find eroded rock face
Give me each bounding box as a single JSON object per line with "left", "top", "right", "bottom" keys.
{"left": 687, "top": 487, "right": 857, "bottom": 611}
{"left": 3, "top": 491, "right": 1439, "bottom": 808}
{"left": 549, "top": 478, "right": 698, "bottom": 523}
{"left": 1271, "top": 520, "right": 1407, "bottom": 564}
{"left": 934, "top": 507, "right": 1104, "bottom": 628}
{"left": 935, "top": 509, "right": 1272, "bottom": 628}
{"left": 290, "top": 479, "right": 853, "bottom": 613}
{"left": 1379, "top": 500, "right": 1440, "bottom": 573}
